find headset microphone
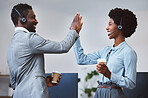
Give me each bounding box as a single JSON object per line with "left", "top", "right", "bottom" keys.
{"left": 13, "top": 8, "right": 27, "bottom": 24}
{"left": 108, "top": 28, "right": 118, "bottom": 36}
{"left": 108, "top": 18, "right": 122, "bottom": 36}
{"left": 108, "top": 25, "right": 122, "bottom": 36}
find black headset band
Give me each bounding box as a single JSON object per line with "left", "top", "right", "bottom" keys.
{"left": 13, "top": 8, "right": 26, "bottom": 23}
{"left": 13, "top": 8, "right": 23, "bottom": 18}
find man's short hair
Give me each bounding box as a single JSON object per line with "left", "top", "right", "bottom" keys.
{"left": 11, "top": 3, "right": 32, "bottom": 26}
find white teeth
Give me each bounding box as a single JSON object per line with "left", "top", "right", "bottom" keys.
{"left": 108, "top": 32, "right": 111, "bottom": 35}
{"left": 34, "top": 25, "right": 36, "bottom": 29}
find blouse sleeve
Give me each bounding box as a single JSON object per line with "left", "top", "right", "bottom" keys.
{"left": 73, "top": 38, "right": 105, "bottom": 65}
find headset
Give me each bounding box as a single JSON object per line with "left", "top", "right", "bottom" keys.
{"left": 13, "top": 8, "right": 27, "bottom": 24}
{"left": 108, "top": 17, "right": 122, "bottom": 36}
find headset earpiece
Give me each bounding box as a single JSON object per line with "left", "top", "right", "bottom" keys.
{"left": 20, "top": 17, "right": 27, "bottom": 23}
{"left": 13, "top": 8, "right": 27, "bottom": 24}
{"left": 118, "top": 25, "right": 122, "bottom": 30}
{"left": 118, "top": 17, "right": 122, "bottom": 30}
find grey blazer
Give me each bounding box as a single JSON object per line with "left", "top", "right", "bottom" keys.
{"left": 7, "top": 29, "right": 79, "bottom": 98}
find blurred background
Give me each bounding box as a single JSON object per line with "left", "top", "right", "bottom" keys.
{"left": 0, "top": 0, "right": 148, "bottom": 97}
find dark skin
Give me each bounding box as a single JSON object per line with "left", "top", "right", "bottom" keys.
{"left": 16, "top": 9, "right": 38, "bottom": 32}
{"left": 96, "top": 18, "right": 125, "bottom": 79}
{"left": 70, "top": 12, "right": 83, "bottom": 33}
{"left": 96, "top": 62, "right": 111, "bottom": 79}
{"left": 16, "top": 10, "right": 83, "bottom": 34}
{"left": 46, "top": 74, "right": 62, "bottom": 87}
{"left": 16, "top": 9, "right": 83, "bottom": 87}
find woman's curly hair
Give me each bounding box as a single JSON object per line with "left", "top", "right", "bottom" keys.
{"left": 108, "top": 8, "right": 137, "bottom": 38}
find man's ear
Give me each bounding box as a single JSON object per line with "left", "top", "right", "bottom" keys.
{"left": 17, "top": 17, "right": 24, "bottom": 26}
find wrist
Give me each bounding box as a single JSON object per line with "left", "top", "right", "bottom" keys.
{"left": 108, "top": 71, "right": 111, "bottom": 79}
{"left": 69, "top": 26, "right": 76, "bottom": 30}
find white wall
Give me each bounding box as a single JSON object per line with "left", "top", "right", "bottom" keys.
{"left": 0, "top": 0, "right": 148, "bottom": 74}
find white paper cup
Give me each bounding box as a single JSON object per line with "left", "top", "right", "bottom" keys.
{"left": 52, "top": 71, "right": 61, "bottom": 84}
{"left": 97, "top": 59, "right": 106, "bottom": 64}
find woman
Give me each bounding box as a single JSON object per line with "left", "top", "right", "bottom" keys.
{"left": 73, "top": 8, "right": 137, "bottom": 98}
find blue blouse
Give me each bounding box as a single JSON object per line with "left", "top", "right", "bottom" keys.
{"left": 74, "top": 38, "right": 137, "bottom": 89}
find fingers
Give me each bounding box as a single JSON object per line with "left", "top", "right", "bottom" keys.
{"left": 96, "top": 64, "right": 107, "bottom": 73}
{"left": 70, "top": 12, "right": 83, "bottom": 33}
{"left": 79, "top": 15, "right": 83, "bottom": 27}
{"left": 79, "top": 15, "right": 82, "bottom": 22}
{"left": 46, "top": 75, "right": 52, "bottom": 78}
{"left": 51, "top": 83, "right": 58, "bottom": 86}
{"left": 77, "top": 12, "right": 82, "bottom": 23}
{"left": 77, "top": 13, "right": 83, "bottom": 33}
{"left": 46, "top": 76, "right": 53, "bottom": 81}
{"left": 96, "top": 63, "right": 111, "bottom": 78}
{"left": 80, "top": 21, "right": 83, "bottom": 28}
{"left": 57, "top": 79, "right": 60, "bottom": 83}
{"left": 60, "top": 74, "right": 62, "bottom": 76}
{"left": 73, "top": 14, "right": 77, "bottom": 23}
{"left": 46, "top": 75, "right": 62, "bottom": 87}
{"left": 76, "top": 12, "right": 80, "bottom": 21}
{"left": 73, "top": 13, "right": 80, "bottom": 23}
{"left": 74, "top": 12, "right": 81, "bottom": 23}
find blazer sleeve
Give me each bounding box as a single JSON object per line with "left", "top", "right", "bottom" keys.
{"left": 28, "top": 30, "right": 79, "bottom": 54}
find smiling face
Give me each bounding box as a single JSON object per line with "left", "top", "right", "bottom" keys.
{"left": 23, "top": 9, "right": 38, "bottom": 32}
{"left": 106, "top": 18, "right": 120, "bottom": 39}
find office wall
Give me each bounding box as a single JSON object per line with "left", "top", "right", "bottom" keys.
{"left": 0, "top": 0, "right": 148, "bottom": 74}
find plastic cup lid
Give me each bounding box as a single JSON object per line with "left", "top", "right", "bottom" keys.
{"left": 97, "top": 59, "right": 106, "bottom": 63}
{"left": 52, "top": 71, "right": 61, "bottom": 74}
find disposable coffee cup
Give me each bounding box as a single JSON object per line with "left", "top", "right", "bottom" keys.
{"left": 52, "top": 71, "right": 61, "bottom": 84}
{"left": 97, "top": 59, "right": 106, "bottom": 64}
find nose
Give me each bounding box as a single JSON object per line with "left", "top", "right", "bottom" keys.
{"left": 106, "top": 26, "right": 109, "bottom": 31}
{"left": 35, "top": 19, "right": 38, "bottom": 25}
{"left": 36, "top": 20, "right": 38, "bottom": 24}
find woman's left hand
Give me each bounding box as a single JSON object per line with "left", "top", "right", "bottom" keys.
{"left": 96, "top": 62, "right": 111, "bottom": 79}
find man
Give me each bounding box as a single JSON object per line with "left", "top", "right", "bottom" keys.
{"left": 7, "top": 3, "right": 83, "bottom": 98}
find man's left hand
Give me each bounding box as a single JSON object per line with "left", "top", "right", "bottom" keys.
{"left": 46, "top": 75, "right": 61, "bottom": 87}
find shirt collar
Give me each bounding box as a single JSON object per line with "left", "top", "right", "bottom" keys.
{"left": 111, "top": 41, "right": 126, "bottom": 51}
{"left": 15, "top": 27, "right": 29, "bottom": 33}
